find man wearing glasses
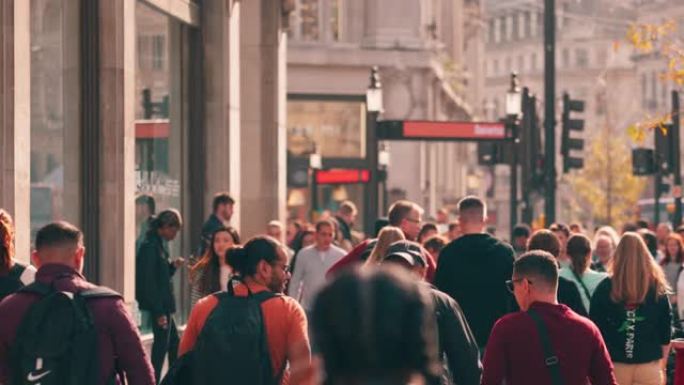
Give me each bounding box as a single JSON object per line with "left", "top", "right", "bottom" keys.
{"left": 482, "top": 251, "right": 617, "bottom": 385}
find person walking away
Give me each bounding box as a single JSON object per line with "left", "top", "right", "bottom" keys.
{"left": 561, "top": 234, "right": 608, "bottom": 313}
{"left": 590, "top": 232, "right": 672, "bottom": 385}
{"left": 382, "top": 240, "right": 482, "bottom": 385}
{"left": 178, "top": 236, "right": 310, "bottom": 385}
{"left": 288, "top": 220, "right": 346, "bottom": 312}
{"left": 435, "top": 196, "right": 515, "bottom": 349}
{"left": 197, "top": 192, "right": 235, "bottom": 256}
{"left": 0, "top": 221, "right": 155, "bottom": 385}
{"left": 527, "top": 230, "right": 588, "bottom": 317}
{"left": 482, "top": 251, "right": 617, "bottom": 385}
{"left": 136, "top": 209, "right": 185, "bottom": 383}
{"left": 189, "top": 226, "right": 240, "bottom": 305}
{"left": 362, "top": 226, "right": 405, "bottom": 267}
{"left": 0, "top": 210, "right": 36, "bottom": 301}
{"left": 311, "top": 267, "right": 442, "bottom": 385}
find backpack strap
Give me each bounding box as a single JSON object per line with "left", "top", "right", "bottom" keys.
{"left": 527, "top": 308, "right": 564, "bottom": 385}
{"left": 570, "top": 269, "right": 592, "bottom": 305}
{"left": 79, "top": 286, "right": 123, "bottom": 300}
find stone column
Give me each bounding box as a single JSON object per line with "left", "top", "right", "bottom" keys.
{"left": 239, "top": 0, "right": 287, "bottom": 239}
{"left": 0, "top": 1, "right": 31, "bottom": 263}
{"left": 98, "top": 0, "right": 137, "bottom": 301}
{"left": 202, "top": 0, "right": 242, "bottom": 229}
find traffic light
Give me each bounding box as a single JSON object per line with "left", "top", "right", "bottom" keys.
{"left": 632, "top": 148, "right": 655, "bottom": 176}
{"left": 561, "top": 92, "right": 585, "bottom": 173}
{"left": 477, "top": 142, "right": 510, "bottom": 165}
{"left": 655, "top": 123, "right": 676, "bottom": 175}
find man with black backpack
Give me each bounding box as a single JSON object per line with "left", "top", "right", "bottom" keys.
{"left": 176, "top": 236, "right": 310, "bottom": 385}
{"left": 0, "top": 221, "right": 155, "bottom": 385}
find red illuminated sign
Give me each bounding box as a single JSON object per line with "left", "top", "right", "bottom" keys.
{"left": 377, "top": 120, "right": 508, "bottom": 141}
{"left": 135, "top": 120, "right": 170, "bottom": 139}
{"left": 315, "top": 169, "right": 371, "bottom": 185}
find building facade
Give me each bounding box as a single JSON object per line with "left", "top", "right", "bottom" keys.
{"left": 285, "top": 0, "right": 486, "bottom": 224}
{"left": 1, "top": 0, "right": 289, "bottom": 323}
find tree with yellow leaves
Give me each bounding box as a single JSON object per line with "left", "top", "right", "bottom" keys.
{"left": 566, "top": 125, "right": 646, "bottom": 229}
{"left": 625, "top": 20, "right": 683, "bottom": 142}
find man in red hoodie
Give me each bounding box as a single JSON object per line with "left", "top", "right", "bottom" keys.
{"left": 327, "top": 200, "right": 437, "bottom": 281}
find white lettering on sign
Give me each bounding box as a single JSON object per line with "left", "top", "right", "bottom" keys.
{"left": 474, "top": 124, "right": 506, "bottom": 137}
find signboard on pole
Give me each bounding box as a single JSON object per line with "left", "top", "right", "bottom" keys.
{"left": 377, "top": 120, "right": 508, "bottom": 141}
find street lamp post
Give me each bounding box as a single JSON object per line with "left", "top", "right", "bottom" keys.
{"left": 506, "top": 72, "right": 523, "bottom": 241}
{"left": 378, "top": 142, "right": 391, "bottom": 214}
{"left": 365, "top": 66, "right": 383, "bottom": 234}
{"left": 309, "top": 145, "right": 322, "bottom": 222}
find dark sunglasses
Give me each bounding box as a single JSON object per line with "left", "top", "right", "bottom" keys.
{"left": 505, "top": 278, "right": 532, "bottom": 293}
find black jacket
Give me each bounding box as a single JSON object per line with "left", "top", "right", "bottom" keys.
{"left": 136, "top": 232, "right": 177, "bottom": 317}
{"left": 435, "top": 233, "right": 515, "bottom": 348}
{"left": 590, "top": 278, "right": 672, "bottom": 364}
{"left": 558, "top": 276, "right": 589, "bottom": 317}
{"left": 427, "top": 284, "right": 482, "bottom": 385}
{"left": 197, "top": 214, "right": 224, "bottom": 256}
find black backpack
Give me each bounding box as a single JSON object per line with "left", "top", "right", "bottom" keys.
{"left": 10, "top": 280, "right": 122, "bottom": 385}
{"left": 0, "top": 264, "right": 27, "bottom": 302}
{"left": 163, "top": 282, "right": 283, "bottom": 385}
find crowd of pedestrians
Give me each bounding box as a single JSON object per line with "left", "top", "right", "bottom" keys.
{"left": 4, "top": 192, "right": 684, "bottom": 385}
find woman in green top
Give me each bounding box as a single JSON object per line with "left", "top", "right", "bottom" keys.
{"left": 560, "top": 233, "right": 608, "bottom": 313}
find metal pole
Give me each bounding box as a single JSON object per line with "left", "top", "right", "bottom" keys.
{"left": 510, "top": 128, "right": 518, "bottom": 241}
{"left": 673, "top": 90, "right": 682, "bottom": 226}
{"left": 311, "top": 169, "right": 318, "bottom": 222}
{"left": 544, "top": 0, "right": 557, "bottom": 225}
{"left": 655, "top": 169, "right": 661, "bottom": 226}
{"left": 521, "top": 88, "right": 534, "bottom": 226}
{"left": 365, "top": 110, "right": 380, "bottom": 233}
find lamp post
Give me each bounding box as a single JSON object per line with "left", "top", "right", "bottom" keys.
{"left": 309, "top": 144, "right": 322, "bottom": 222}
{"left": 365, "top": 66, "right": 383, "bottom": 234}
{"left": 506, "top": 72, "right": 523, "bottom": 241}
{"left": 378, "top": 142, "right": 391, "bottom": 214}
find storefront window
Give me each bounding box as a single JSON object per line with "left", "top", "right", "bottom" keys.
{"left": 135, "top": 2, "right": 190, "bottom": 331}
{"left": 287, "top": 99, "right": 366, "bottom": 158}
{"left": 30, "top": 0, "right": 81, "bottom": 242}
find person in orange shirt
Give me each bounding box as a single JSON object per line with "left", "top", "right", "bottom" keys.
{"left": 179, "top": 236, "right": 311, "bottom": 385}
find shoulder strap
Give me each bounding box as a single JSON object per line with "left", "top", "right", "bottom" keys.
{"left": 570, "top": 269, "right": 592, "bottom": 303}
{"left": 79, "top": 286, "right": 123, "bottom": 299}
{"left": 527, "top": 308, "right": 564, "bottom": 385}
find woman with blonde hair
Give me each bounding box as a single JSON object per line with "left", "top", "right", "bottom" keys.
{"left": 590, "top": 232, "right": 672, "bottom": 385}
{"left": 363, "top": 226, "right": 405, "bottom": 267}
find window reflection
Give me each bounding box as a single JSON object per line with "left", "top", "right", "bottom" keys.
{"left": 30, "top": 0, "right": 81, "bottom": 242}
{"left": 135, "top": 2, "right": 190, "bottom": 331}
